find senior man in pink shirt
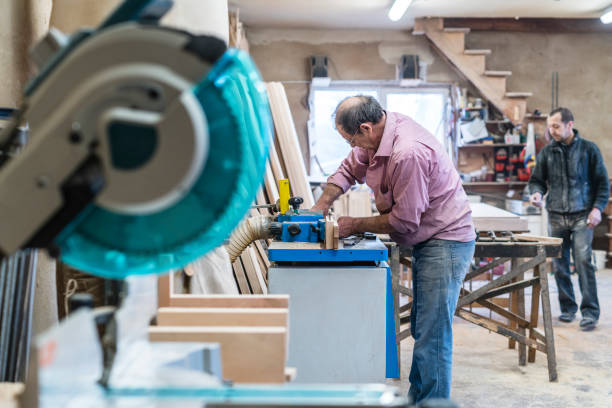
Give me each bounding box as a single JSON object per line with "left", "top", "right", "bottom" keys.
{"left": 312, "top": 95, "right": 475, "bottom": 403}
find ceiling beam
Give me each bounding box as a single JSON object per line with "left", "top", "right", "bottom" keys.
{"left": 443, "top": 18, "right": 612, "bottom": 33}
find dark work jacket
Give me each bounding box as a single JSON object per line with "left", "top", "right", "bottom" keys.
{"left": 528, "top": 130, "right": 609, "bottom": 214}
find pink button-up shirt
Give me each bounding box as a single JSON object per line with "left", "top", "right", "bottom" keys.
{"left": 328, "top": 112, "right": 475, "bottom": 246}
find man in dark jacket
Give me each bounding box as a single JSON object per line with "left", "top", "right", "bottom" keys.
{"left": 528, "top": 107, "right": 609, "bottom": 331}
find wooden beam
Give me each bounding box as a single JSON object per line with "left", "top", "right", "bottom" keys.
{"left": 399, "top": 285, "right": 413, "bottom": 297}
{"left": 459, "top": 288, "right": 529, "bottom": 328}
{"left": 399, "top": 302, "right": 412, "bottom": 314}
{"left": 458, "top": 252, "right": 546, "bottom": 307}
{"left": 477, "top": 277, "right": 540, "bottom": 301}
{"left": 528, "top": 264, "right": 542, "bottom": 363}
{"left": 464, "top": 257, "right": 511, "bottom": 281}
{"left": 456, "top": 309, "right": 547, "bottom": 354}
{"left": 443, "top": 18, "right": 612, "bottom": 33}
{"left": 399, "top": 328, "right": 412, "bottom": 341}
{"left": 536, "top": 249, "right": 558, "bottom": 382}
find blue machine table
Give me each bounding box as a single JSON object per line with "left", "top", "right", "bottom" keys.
{"left": 268, "top": 236, "right": 399, "bottom": 383}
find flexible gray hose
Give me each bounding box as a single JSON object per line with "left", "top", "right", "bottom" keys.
{"left": 226, "top": 215, "right": 274, "bottom": 263}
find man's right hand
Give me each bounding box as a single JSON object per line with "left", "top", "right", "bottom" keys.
{"left": 311, "top": 183, "right": 344, "bottom": 215}
{"left": 530, "top": 192, "right": 543, "bottom": 208}
{"left": 311, "top": 202, "right": 330, "bottom": 215}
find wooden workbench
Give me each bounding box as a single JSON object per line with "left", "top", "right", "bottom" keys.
{"left": 389, "top": 203, "right": 561, "bottom": 382}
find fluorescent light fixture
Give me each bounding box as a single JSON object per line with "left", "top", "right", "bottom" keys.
{"left": 601, "top": 7, "right": 612, "bottom": 24}
{"left": 388, "top": 0, "right": 414, "bottom": 22}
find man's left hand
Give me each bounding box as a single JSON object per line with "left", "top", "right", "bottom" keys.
{"left": 587, "top": 208, "right": 602, "bottom": 229}
{"left": 337, "top": 216, "right": 355, "bottom": 238}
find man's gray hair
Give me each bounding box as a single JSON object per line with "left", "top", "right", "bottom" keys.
{"left": 333, "top": 95, "right": 384, "bottom": 135}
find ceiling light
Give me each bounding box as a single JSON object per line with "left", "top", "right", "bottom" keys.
{"left": 601, "top": 7, "right": 612, "bottom": 24}
{"left": 388, "top": 0, "right": 414, "bottom": 22}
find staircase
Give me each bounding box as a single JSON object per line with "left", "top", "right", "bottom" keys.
{"left": 414, "top": 18, "right": 531, "bottom": 123}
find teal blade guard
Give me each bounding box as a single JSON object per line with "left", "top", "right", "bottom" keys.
{"left": 57, "top": 49, "right": 272, "bottom": 278}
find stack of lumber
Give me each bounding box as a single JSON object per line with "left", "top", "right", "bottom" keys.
{"left": 229, "top": 82, "right": 316, "bottom": 293}
{"left": 155, "top": 274, "right": 289, "bottom": 383}
{"left": 265, "top": 82, "right": 314, "bottom": 207}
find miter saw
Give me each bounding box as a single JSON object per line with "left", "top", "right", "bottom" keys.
{"left": 0, "top": 2, "right": 416, "bottom": 405}
{"left": 0, "top": 0, "right": 272, "bottom": 279}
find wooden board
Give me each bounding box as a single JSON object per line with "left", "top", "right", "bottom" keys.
{"left": 240, "top": 251, "right": 263, "bottom": 294}
{"left": 325, "top": 215, "right": 334, "bottom": 249}
{"left": 252, "top": 242, "right": 270, "bottom": 285}
{"left": 268, "top": 137, "right": 286, "bottom": 183}
{"left": 254, "top": 241, "right": 271, "bottom": 269}
{"left": 266, "top": 82, "right": 314, "bottom": 207}
{"left": 149, "top": 326, "right": 287, "bottom": 383}
{"left": 249, "top": 246, "right": 268, "bottom": 292}
{"left": 264, "top": 161, "right": 280, "bottom": 203}
{"left": 470, "top": 202, "right": 529, "bottom": 232}
{"left": 157, "top": 307, "right": 288, "bottom": 327}
{"left": 232, "top": 259, "right": 251, "bottom": 294}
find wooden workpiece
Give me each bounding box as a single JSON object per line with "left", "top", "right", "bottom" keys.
{"left": 149, "top": 325, "right": 287, "bottom": 383}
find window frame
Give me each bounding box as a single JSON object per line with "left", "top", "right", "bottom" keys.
{"left": 307, "top": 81, "right": 452, "bottom": 180}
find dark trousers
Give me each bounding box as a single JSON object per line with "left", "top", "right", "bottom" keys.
{"left": 548, "top": 211, "right": 600, "bottom": 320}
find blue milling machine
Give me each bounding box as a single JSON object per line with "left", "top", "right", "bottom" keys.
{"left": 261, "top": 189, "right": 399, "bottom": 384}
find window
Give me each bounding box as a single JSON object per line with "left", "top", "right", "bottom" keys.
{"left": 308, "top": 89, "right": 378, "bottom": 178}
{"left": 308, "top": 83, "right": 449, "bottom": 179}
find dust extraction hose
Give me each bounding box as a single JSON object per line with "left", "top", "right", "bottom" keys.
{"left": 226, "top": 215, "right": 276, "bottom": 263}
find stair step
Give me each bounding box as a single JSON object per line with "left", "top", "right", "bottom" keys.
{"left": 443, "top": 27, "right": 470, "bottom": 33}
{"left": 485, "top": 70, "right": 512, "bottom": 77}
{"left": 505, "top": 92, "right": 533, "bottom": 98}
{"left": 464, "top": 49, "right": 492, "bottom": 55}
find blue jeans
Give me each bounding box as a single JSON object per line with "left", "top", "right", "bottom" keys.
{"left": 408, "top": 239, "right": 475, "bottom": 403}
{"left": 548, "top": 211, "right": 600, "bottom": 320}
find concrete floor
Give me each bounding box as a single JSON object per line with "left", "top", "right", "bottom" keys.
{"left": 388, "top": 268, "right": 612, "bottom": 407}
